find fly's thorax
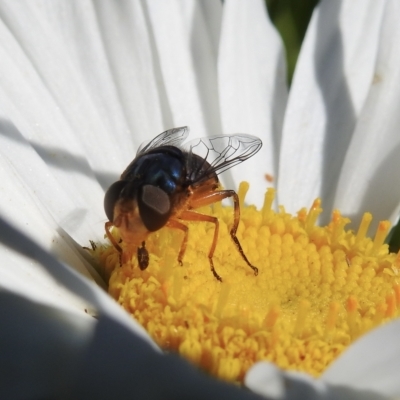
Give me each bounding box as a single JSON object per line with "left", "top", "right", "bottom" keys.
{"left": 121, "top": 146, "right": 186, "bottom": 195}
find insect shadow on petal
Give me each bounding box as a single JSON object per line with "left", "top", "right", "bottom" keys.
{"left": 104, "top": 126, "right": 262, "bottom": 282}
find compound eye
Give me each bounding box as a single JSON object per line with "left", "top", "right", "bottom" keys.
{"left": 138, "top": 185, "right": 171, "bottom": 231}
{"left": 104, "top": 180, "right": 128, "bottom": 221}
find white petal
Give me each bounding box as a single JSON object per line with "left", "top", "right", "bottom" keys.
{"left": 323, "top": 318, "right": 400, "bottom": 398}
{"left": 278, "top": 0, "right": 385, "bottom": 220}
{"left": 0, "top": 216, "right": 155, "bottom": 344}
{"left": 0, "top": 2, "right": 136, "bottom": 180}
{"left": 0, "top": 118, "right": 105, "bottom": 245}
{"left": 246, "top": 362, "right": 389, "bottom": 400}
{"left": 334, "top": 0, "right": 400, "bottom": 230}
{"left": 146, "top": 0, "right": 222, "bottom": 136}
{"left": 0, "top": 123, "right": 107, "bottom": 307}
{"left": 93, "top": 1, "right": 168, "bottom": 147}
{"left": 219, "top": 0, "right": 287, "bottom": 205}
{"left": 0, "top": 2, "right": 141, "bottom": 301}
{"left": 245, "top": 362, "right": 286, "bottom": 398}
{"left": 0, "top": 242, "right": 95, "bottom": 317}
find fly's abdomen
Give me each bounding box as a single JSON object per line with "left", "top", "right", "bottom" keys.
{"left": 186, "top": 153, "right": 219, "bottom": 189}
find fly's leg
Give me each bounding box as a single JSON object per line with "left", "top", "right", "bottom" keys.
{"left": 105, "top": 221, "right": 122, "bottom": 253}
{"left": 228, "top": 191, "right": 258, "bottom": 276}
{"left": 105, "top": 221, "right": 134, "bottom": 265}
{"left": 166, "top": 219, "right": 189, "bottom": 266}
{"left": 188, "top": 188, "right": 258, "bottom": 277}
{"left": 105, "top": 221, "right": 124, "bottom": 266}
{"left": 178, "top": 210, "right": 222, "bottom": 282}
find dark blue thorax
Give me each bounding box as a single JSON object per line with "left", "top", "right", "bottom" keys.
{"left": 121, "top": 146, "right": 185, "bottom": 195}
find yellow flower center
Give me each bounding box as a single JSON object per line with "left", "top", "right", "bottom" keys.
{"left": 94, "top": 182, "right": 400, "bottom": 382}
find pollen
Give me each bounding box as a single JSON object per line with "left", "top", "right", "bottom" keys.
{"left": 94, "top": 182, "right": 400, "bottom": 382}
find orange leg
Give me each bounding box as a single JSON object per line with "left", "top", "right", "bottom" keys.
{"left": 166, "top": 219, "right": 188, "bottom": 266}
{"left": 105, "top": 221, "right": 135, "bottom": 265}
{"left": 105, "top": 221, "right": 122, "bottom": 253}
{"left": 179, "top": 210, "right": 222, "bottom": 282}
{"left": 188, "top": 188, "right": 258, "bottom": 277}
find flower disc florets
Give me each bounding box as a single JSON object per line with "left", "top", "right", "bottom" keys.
{"left": 94, "top": 182, "right": 400, "bottom": 382}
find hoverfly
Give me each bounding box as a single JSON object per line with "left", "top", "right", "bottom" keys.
{"left": 104, "top": 127, "right": 262, "bottom": 282}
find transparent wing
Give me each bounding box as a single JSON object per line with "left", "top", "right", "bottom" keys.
{"left": 136, "top": 126, "right": 189, "bottom": 155}
{"left": 183, "top": 134, "right": 262, "bottom": 184}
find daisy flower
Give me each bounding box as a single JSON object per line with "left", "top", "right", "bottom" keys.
{"left": 0, "top": 1, "right": 400, "bottom": 399}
